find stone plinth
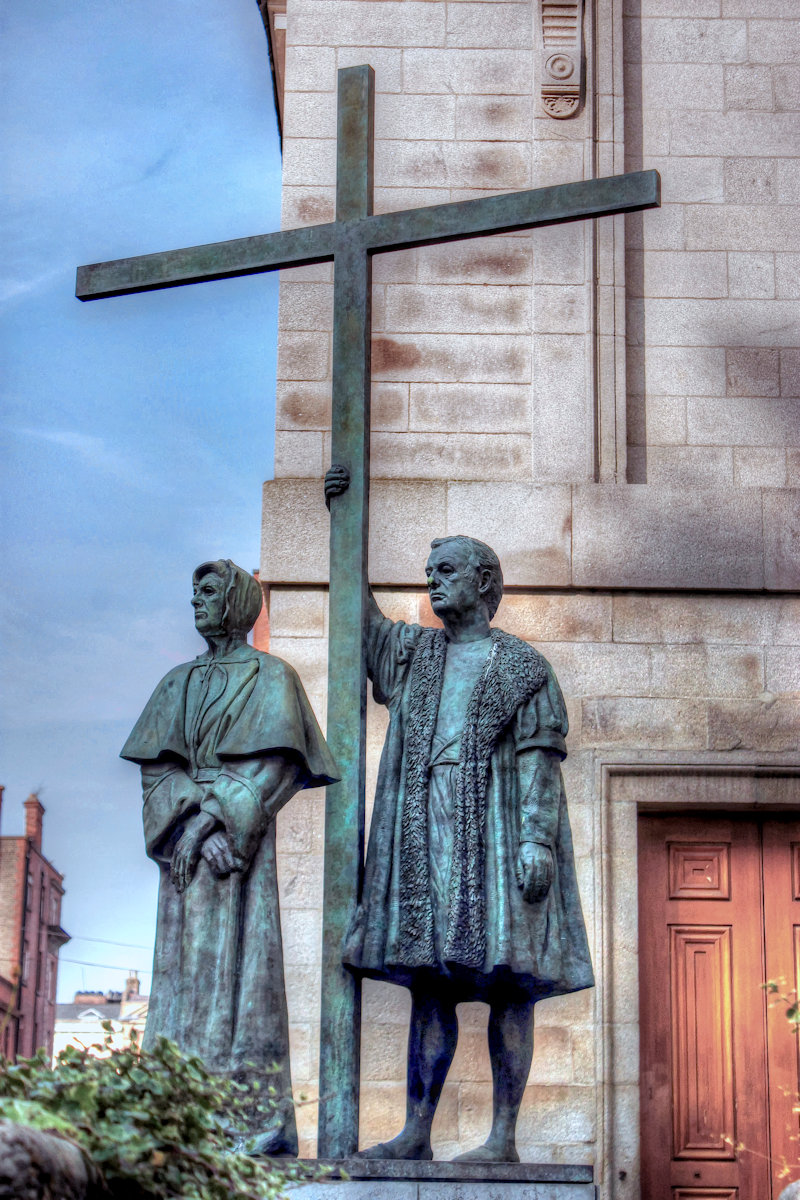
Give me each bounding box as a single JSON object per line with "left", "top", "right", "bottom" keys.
{"left": 292, "top": 1159, "right": 594, "bottom": 1199}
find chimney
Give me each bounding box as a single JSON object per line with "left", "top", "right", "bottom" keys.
{"left": 24, "top": 794, "right": 44, "bottom": 851}
{"left": 74, "top": 991, "right": 105, "bottom": 1004}
{"left": 122, "top": 972, "right": 140, "bottom": 1004}
{"left": 0, "top": 784, "right": 4, "bottom": 836}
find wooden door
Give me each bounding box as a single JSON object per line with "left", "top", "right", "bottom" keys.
{"left": 763, "top": 820, "right": 800, "bottom": 1193}
{"left": 639, "top": 813, "right": 800, "bottom": 1200}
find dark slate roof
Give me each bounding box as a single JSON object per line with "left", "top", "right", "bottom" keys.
{"left": 55, "top": 1003, "right": 122, "bottom": 1020}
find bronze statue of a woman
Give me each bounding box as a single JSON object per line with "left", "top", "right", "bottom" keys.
{"left": 122, "top": 559, "right": 338, "bottom": 1155}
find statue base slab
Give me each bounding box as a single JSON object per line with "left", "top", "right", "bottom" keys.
{"left": 294, "top": 1159, "right": 595, "bottom": 1198}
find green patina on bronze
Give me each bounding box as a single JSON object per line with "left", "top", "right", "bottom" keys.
{"left": 75, "top": 170, "right": 660, "bottom": 299}
{"left": 76, "top": 64, "right": 661, "bottom": 1159}
{"left": 331, "top": 533, "right": 594, "bottom": 1164}
{"left": 319, "top": 64, "right": 373, "bottom": 1160}
{"left": 120, "top": 560, "right": 339, "bottom": 1157}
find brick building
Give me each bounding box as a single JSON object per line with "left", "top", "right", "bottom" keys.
{"left": 0, "top": 789, "right": 69, "bottom": 1060}
{"left": 255, "top": 1, "right": 800, "bottom": 1196}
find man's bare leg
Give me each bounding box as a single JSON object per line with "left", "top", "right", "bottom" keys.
{"left": 358, "top": 989, "right": 458, "bottom": 1159}
{"left": 453, "top": 997, "right": 535, "bottom": 1162}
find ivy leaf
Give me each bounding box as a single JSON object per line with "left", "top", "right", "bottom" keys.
{"left": 0, "top": 1037, "right": 322, "bottom": 1199}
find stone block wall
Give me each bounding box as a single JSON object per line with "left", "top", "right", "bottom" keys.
{"left": 274, "top": 0, "right": 800, "bottom": 489}
{"left": 274, "top": 0, "right": 603, "bottom": 489}
{"left": 625, "top": 0, "right": 800, "bottom": 484}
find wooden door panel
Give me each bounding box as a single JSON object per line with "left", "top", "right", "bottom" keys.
{"left": 762, "top": 818, "right": 800, "bottom": 1198}
{"left": 672, "top": 1190, "right": 738, "bottom": 1200}
{"left": 790, "top": 842, "right": 800, "bottom": 899}
{"left": 639, "top": 815, "right": 770, "bottom": 1200}
{"left": 668, "top": 843, "right": 731, "bottom": 900}
{"left": 670, "top": 926, "right": 735, "bottom": 1160}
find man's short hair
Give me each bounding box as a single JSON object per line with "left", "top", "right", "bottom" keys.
{"left": 429, "top": 536, "right": 504, "bottom": 619}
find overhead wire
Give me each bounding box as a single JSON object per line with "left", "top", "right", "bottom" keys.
{"left": 69, "top": 935, "right": 152, "bottom": 951}
{"left": 60, "top": 958, "right": 151, "bottom": 973}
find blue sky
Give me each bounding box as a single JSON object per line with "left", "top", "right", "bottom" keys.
{"left": 1, "top": 0, "right": 283, "bottom": 1000}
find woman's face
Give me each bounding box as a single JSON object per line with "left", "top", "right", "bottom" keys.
{"left": 191, "top": 572, "right": 227, "bottom": 635}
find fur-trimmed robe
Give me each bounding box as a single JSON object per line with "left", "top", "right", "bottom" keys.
{"left": 343, "top": 618, "right": 594, "bottom": 1000}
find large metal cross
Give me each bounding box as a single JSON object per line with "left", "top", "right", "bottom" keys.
{"left": 77, "top": 64, "right": 659, "bottom": 1159}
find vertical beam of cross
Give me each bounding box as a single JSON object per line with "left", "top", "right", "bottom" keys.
{"left": 317, "top": 65, "right": 373, "bottom": 1160}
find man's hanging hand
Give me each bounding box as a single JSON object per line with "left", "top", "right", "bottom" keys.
{"left": 516, "top": 841, "right": 554, "bottom": 904}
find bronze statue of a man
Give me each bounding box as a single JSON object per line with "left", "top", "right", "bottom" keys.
{"left": 337, "top": 522, "right": 594, "bottom": 1162}
{"left": 121, "top": 559, "right": 338, "bottom": 1155}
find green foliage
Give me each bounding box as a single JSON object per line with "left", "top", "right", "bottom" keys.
{"left": 0, "top": 1026, "right": 321, "bottom": 1199}
{"left": 764, "top": 979, "right": 800, "bottom": 1031}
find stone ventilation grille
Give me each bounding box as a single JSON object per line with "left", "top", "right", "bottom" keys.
{"left": 541, "top": 2, "right": 579, "bottom": 47}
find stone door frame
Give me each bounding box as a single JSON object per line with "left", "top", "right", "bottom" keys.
{"left": 598, "top": 755, "right": 800, "bottom": 1199}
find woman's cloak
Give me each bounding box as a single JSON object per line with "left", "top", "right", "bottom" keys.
{"left": 121, "top": 644, "right": 338, "bottom": 1151}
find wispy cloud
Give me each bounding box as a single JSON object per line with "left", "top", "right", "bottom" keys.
{"left": 0, "top": 267, "right": 63, "bottom": 305}
{"left": 13, "top": 427, "right": 158, "bottom": 490}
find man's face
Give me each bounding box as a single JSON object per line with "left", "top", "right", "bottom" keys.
{"left": 425, "top": 543, "right": 484, "bottom": 620}
{"left": 191, "top": 572, "right": 227, "bottom": 635}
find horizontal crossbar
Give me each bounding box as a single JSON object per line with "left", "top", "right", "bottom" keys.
{"left": 360, "top": 169, "right": 660, "bottom": 253}
{"left": 76, "top": 222, "right": 336, "bottom": 300}
{"left": 76, "top": 170, "right": 659, "bottom": 301}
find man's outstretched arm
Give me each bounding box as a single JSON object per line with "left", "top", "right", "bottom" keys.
{"left": 325, "top": 464, "right": 385, "bottom": 635}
